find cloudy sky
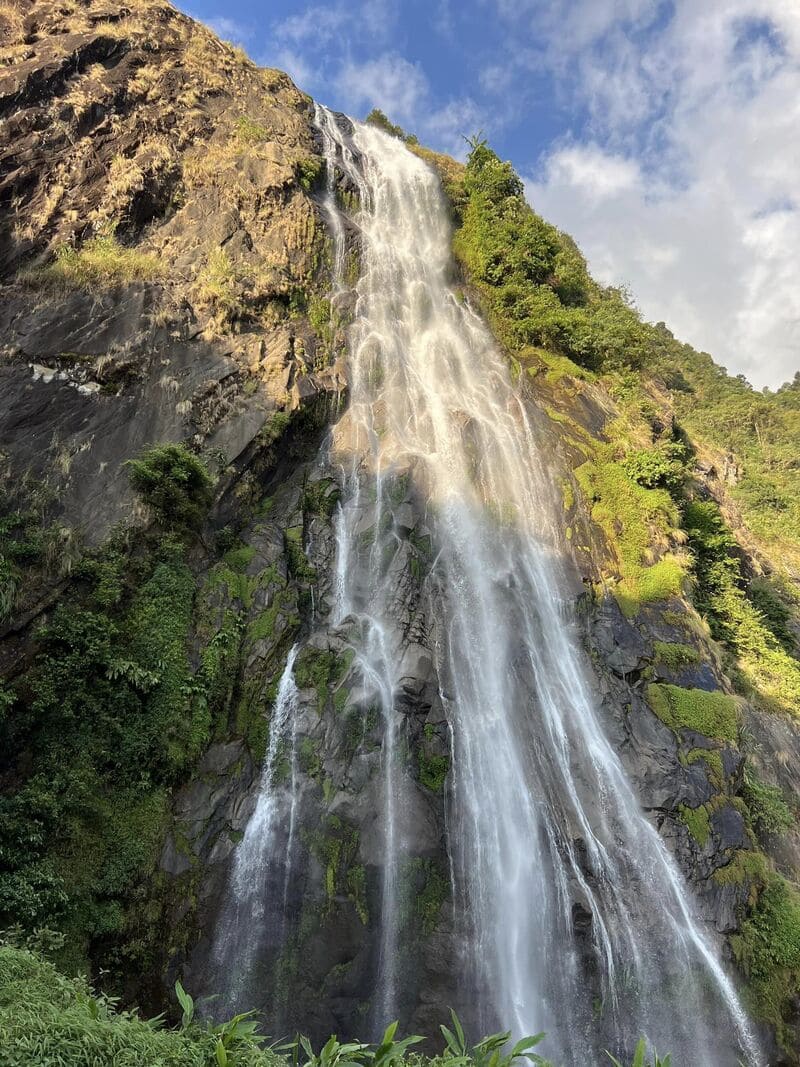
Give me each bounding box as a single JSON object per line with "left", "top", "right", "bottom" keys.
{"left": 180, "top": 0, "right": 800, "bottom": 389}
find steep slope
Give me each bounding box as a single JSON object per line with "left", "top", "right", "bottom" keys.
{"left": 0, "top": 4, "right": 799, "bottom": 1065}
{"left": 0, "top": 0, "right": 343, "bottom": 1004}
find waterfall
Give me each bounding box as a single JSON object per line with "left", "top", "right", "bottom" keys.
{"left": 314, "top": 108, "right": 762, "bottom": 1065}
{"left": 209, "top": 645, "right": 301, "bottom": 1020}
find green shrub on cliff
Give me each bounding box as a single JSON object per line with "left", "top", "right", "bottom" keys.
{"left": 684, "top": 499, "right": 800, "bottom": 715}
{"left": 451, "top": 139, "right": 653, "bottom": 373}
{"left": 126, "top": 444, "right": 214, "bottom": 531}
{"left": 0, "top": 944, "right": 283, "bottom": 1067}
{"left": 731, "top": 875, "right": 800, "bottom": 1048}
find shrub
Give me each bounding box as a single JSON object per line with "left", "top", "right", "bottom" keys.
{"left": 235, "top": 114, "right": 269, "bottom": 144}
{"left": 296, "top": 157, "right": 324, "bottom": 192}
{"left": 193, "top": 247, "right": 250, "bottom": 330}
{"left": 741, "top": 767, "right": 794, "bottom": 839}
{"left": 621, "top": 443, "right": 689, "bottom": 496}
{"left": 125, "top": 444, "right": 214, "bottom": 530}
{"left": 684, "top": 499, "right": 800, "bottom": 715}
{"left": 732, "top": 876, "right": 800, "bottom": 1047}
{"left": 0, "top": 945, "right": 283, "bottom": 1067}
{"left": 575, "top": 450, "right": 684, "bottom": 615}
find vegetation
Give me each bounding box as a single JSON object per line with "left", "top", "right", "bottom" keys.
{"left": 0, "top": 533, "right": 208, "bottom": 972}
{"left": 126, "top": 444, "right": 215, "bottom": 531}
{"left": 193, "top": 247, "right": 252, "bottom": 332}
{"left": 645, "top": 683, "right": 739, "bottom": 743}
{"left": 683, "top": 499, "right": 800, "bottom": 715}
{"left": 365, "top": 109, "right": 418, "bottom": 145}
{"left": 741, "top": 768, "right": 794, "bottom": 841}
{"left": 23, "top": 233, "right": 161, "bottom": 289}
{"left": 575, "top": 449, "right": 685, "bottom": 616}
{"left": 731, "top": 875, "right": 800, "bottom": 1046}
{"left": 451, "top": 139, "right": 645, "bottom": 373}
{"left": 0, "top": 944, "right": 671, "bottom": 1067}
{"left": 0, "top": 944, "right": 284, "bottom": 1067}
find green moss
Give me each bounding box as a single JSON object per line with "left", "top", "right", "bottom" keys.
{"left": 712, "top": 849, "right": 770, "bottom": 888}
{"left": 306, "top": 817, "right": 364, "bottom": 920}
{"left": 678, "top": 803, "right": 710, "bottom": 846}
{"left": 575, "top": 451, "right": 685, "bottom": 616}
{"left": 684, "top": 747, "right": 725, "bottom": 786}
{"left": 283, "top": 526, "right": 316, "bottom": 582}
{"left": 298, "top": 736, "right": 322, "bottom": 779}
{"left": 302, "top": 478, "right": 340, "bottom": 520}
{"left": 293, "top": 646, "right": 353, "bottom": 712}
{"left": 346, "top": 865, "right": 368, "bottom": 925}
{"left": 653, "top": 641, "right": 701, "bottom": 668}
{"left": 401, "top": 858, "right": 449, "bottom": 937}
{"left": 645, "top": 683, "right": 739, "bottom": 743}
{"left": 418, "top": 750, "right": 449, "bottom": 793}
{"left": 222, "top": 544, "right": 256, "bottom": 572}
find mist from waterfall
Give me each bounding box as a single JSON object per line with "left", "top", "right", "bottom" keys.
{"left": 314, "top": 106, "right": 762, "bottom": 1066}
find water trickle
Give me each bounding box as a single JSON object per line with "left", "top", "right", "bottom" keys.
{"left": 210, "top": 646, "right": 301, "bottom": 1021}
{"left": 314, "top": 108, "right": 762, "bottom": 1065}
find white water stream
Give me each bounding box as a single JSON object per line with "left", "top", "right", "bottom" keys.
{"left": 210, "top": 645, "right": 300, "bottom": 1018}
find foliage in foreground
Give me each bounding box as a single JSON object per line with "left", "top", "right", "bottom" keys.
{"left": 0, "top": 944, "right": 670, "bottom": 1067}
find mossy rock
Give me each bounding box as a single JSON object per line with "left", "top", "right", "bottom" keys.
{"left": 645, "top": 683, "right": 739, "bottom": 744}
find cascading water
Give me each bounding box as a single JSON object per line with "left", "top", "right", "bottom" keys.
{"left": 313, "top": 108, "right": 762, "bottom": 1065}
{"left": 209, "top": 645, "right": 301, "bottom": 1020}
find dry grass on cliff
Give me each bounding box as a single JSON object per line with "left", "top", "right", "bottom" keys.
{"left": 21, "top": 234, "right": 161, "bottom": 290}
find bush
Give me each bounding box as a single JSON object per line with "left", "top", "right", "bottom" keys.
{"left": 732, "top": 876, "right": 800, "bottom": 1047}
{"left": 684, "top": 499, "right": 800, "bottom": 715}
{"left": 742, "top": 767, "right": 794, "bottom": 839}
{"left": 126, "top": 444, "right": 214, "bottom": 530}
{"left": 621, "top": 443, "right": 689, "bottom": 496}
{"left": 0, "top": 945, "right": 283, "bottom": 1067}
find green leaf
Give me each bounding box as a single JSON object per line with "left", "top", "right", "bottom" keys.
{"left": 175, "top": 980, "right": 194, "bottom": 1029}
{"left": 215, "top": 1040, "right": 229, "bottom": 1067}
{"left": 511, "top": 1034, "right": 545, "bottom": 1057}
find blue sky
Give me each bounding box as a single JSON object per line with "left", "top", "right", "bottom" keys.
{"left": 180, "top": 1, "right": 800, "bottom": 389}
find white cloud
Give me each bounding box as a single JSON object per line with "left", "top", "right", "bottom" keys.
{"left": 336, "top": 53, "right": 429, "bottom": 122}
{"left": 519, "top": 1, "right": 800, "bottom": 387}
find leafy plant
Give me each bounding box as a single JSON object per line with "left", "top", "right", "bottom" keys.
{"left": 126, "top": 443, "right": 214, "bottom": 530}
{"left": 440, "top": 1010, "right": 549, "bottom": 1067}
{"left": 606, "top": 1037, "right": 671, "bottom": 1067}
{"left": 175, "top": 978, "right": 194, "bottom": 1028}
